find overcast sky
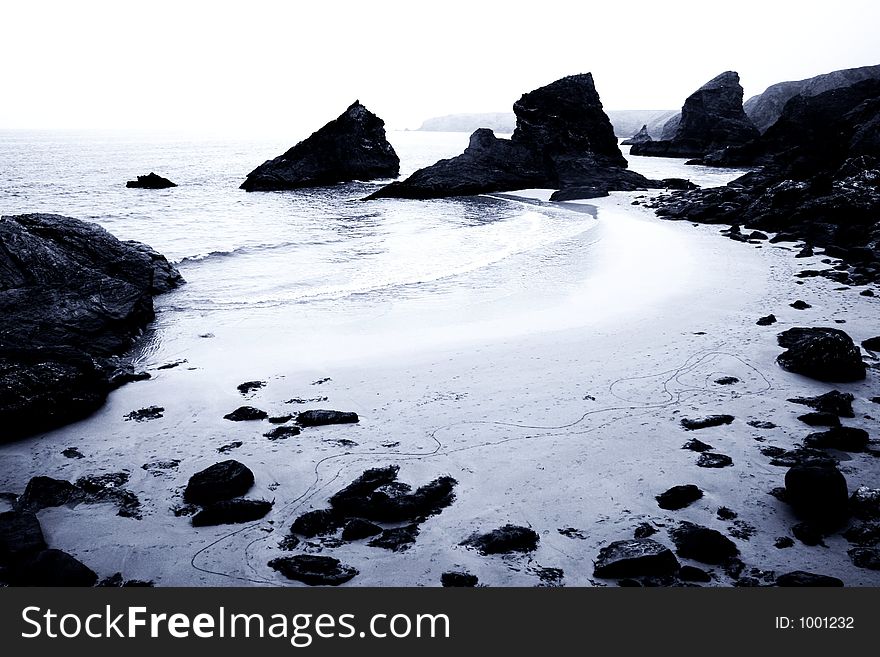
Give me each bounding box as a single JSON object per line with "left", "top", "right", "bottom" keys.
{"left": 2, "top": 0, "right": 878, "bottom": 135}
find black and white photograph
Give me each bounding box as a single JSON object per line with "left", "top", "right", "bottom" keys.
{"left": 1, "top": 0, "right": 879, "bottom": 599}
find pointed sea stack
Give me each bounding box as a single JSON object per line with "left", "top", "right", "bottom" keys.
{"left": 367, "top": 73, "right": 658, "bottom": 200}
{"left": 621, "top": 124, "right": 652, "bottom": 146}
{"left": 630, "top": 71, "right": 759, "bottom": 159}
{"left": 241, "top": 101, "right": 399, "bottom": 191}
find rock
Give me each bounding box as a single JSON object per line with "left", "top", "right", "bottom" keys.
{"left": 756, "top": 314, "right": 777, "bottom": 326}
{"left": 296, "top": 409, "right": 359, "bottom": 426}
{"left": 17, "top": 477, "right": 77, "bottom": 511}
{"left": 679, "top": 565, "right": 712, "bottom": 582}
{"left": 630, "top": 72, "right": 759, "bottom": 159}
{"left": 776, "top": 571, "right": 843, "bottom": 587}
{"left": 656, "top": 485, "right": 703, "bottom": 510}
{"left": 441, "top": 571, "right": 479, "bottom": 587}
{"left": 242, "top": 102, "right": 399, "bottom": 191}
{"left": 290, "top": 509, "right": 345, "bottom": 538}
{"left": 460, "top": 524, "right": 539, "bottom": 555}
{"left": 369, "top": 74, "right": 659, "bottom": 200}
{"left": 10, "top": 549, "right": 97, "bottom": 586}
{"left": 367, "top": 524, "right": 420, "bottom": 552}
{"left": 748, "top": 420, "right": 777, "bottom": 429}
{"left": 62, "top": 447, "right": 84, "bottom": 459}
{"left": 633, "top": 522, "right": 657, "bottom": 539}
{"left": 697, "top": 453, "right": 734, "bottom": 468}
{"left": 0, "top": 511, "right": 47, "bottom": 564}
{"left": 848, "top": 547, "right": 880, "bottom": 570}
{"left": 124, "top": 405, "right": 164, "bottom": 422}
{"left": 843, "top": 520, "right": 880, "bottom": 545}
{"left": 850, "top": 486, "right": 880, "bottom": 520}
{"left": 183, "top": 460, "right": 255, "bottom": 505}
{"left": 717, "top": 507, "right": 738, "bottom": 521}
{"left": 788, "top": 390, "right": 855, "bottom": 417}
{"left": 264, "top": 426, "right": 302, "bottom": 440}
{"left": 141, "top": 459, "right": 180, "bottom": 476}
{"left": 237, "top": 380, "right": 265, "bottom": 395}
{"left": 790, "top": 300, "right": 812, "bottom": 310}
{"left": 862, "top": 336, "right": 880, "bottom": 351}
{"left": 775, "top": 536, "right": 795, "bottom": 549}
{"left": 682, "top": 438, "right": 713, "bottom": 452}
{"left": 224, "top": 406, "right": 268, "bottom": 421}
{"left": 796, "top": 245, "right": 815, "bottom": 258}
{"left": 268, "top": 414, "right": 294, "bottom": 424}
{"left": 765, "top": 447, "right": 838, "bottom": 468}
{"left": 680, "top": 414, "right": 734, "bottom": 430}
{"left": 792, "top": 521, "right": 825, "bottom": 546}
{"left": 803, "top": 427, "right": 869, "bottom": 452}
{"left": 268, "top": 555, "right": 358, "bottom": 586}
{"left": 669, "top": 522, "right": 739, "bottom": 564}
{"left": 714, "top": 376, "right": 739, "bottom": 385}
{"left": 126, "top": 172, "right": 176, "bottom": 189}
{"left": 621, "top": 124, "right": 653, "bottom": 146}
{"left": 776, "top": 328, "right": 866, "bottom": 382}
{"left": 191, "top": 499, "right": 273, "bottom": 526}
{"left": 340, "top": 518, "right": 383, "bottom": 541}
{"left": 217, "top": 441, "right": 242, "bottom": 454}
{"left": 797, "top": 412, "right": 841, "bottom": 427}
{"left": 784, "top": 465, "right": 849, "bottom": 528}
{"left": 593, "top": 538, "right": 680, "bottom": 578}
{"left": 0, "top": 214, "right": 183, "bottom": 441}
{"left": 862, "top": 289, "right": 876, "bottom": 297}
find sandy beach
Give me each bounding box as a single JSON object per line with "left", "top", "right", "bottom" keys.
{"left": 2, "top": 184, "right": 877, "bottom": 587}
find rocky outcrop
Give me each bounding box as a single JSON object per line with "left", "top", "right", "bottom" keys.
{"left": 368, "top": 74, "right": 659, "bottom": 200}
{"left": 630, "top": 72, "right": 759, "bottom": 159}
{"left": 744, "top": 64, "right": 880, "bottom": 133}
{"left": 126, "top": 172, "right": 176, "bottom": 189}
{"left": 621, "top": 124, "right": 652, "bottom": 146}
{"left": 241, "top": 101, "right": 399, "bottom": 191}
{"left": 0, "top": 214, "right": 183, "bottom": 441}
{"left": 184, "top": 460, "right": 255, "bottom": 505}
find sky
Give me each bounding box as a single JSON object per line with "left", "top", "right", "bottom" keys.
{"left": 1, "top": 0, "right": 878, "bottom": 135}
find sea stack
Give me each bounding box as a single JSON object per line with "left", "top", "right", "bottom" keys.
{"left": 241, "top": 101, "right": 400, "bottom": 191}
{"left": 126, "top": 172, "right": 176, "bottom": 189}
{"left": 630, "top": 71, "right": 759, "bottom": 159}
{"left": 367, "top": 73, "right": 658, "bottom": 200}
{"left": 622, "top": 124, "right": 652, "bottom": 145}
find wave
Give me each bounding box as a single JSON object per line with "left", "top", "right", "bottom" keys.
{"left": 174, "top": 240, "right": 325, "bottom": 265}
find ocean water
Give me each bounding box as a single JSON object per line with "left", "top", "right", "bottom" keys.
{"left": 0, "top": 130, "right": 748, "bottom": 367}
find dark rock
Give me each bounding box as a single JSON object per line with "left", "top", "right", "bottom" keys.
{"left": 656, "top": 485, "right": 703, "bottom": 510}
{"left": 790, "top": 300, "right": 812, "bottom": 310}
{"left": 329, "top": 466, "right": 456, "bottom": 522}
{"left": 792, "top": 522, "right": 825, "bottom": 546}
{"left": 124, "top": 405, "right": 164, "bottom": 422}
{"left": 291, "top": 509, "right": 345, "bottom": 538}
{"left": 776, "top": 328, "right": 866, "bottom": 382}
{"left": 268, "top": 555, "right": 358, "bottom": 586}
{"left": 617, "top": 578, "right": 642, "bottom": 587}
{"left": 191, "top": 499, "right": 273, "bottom": 526}
{"left": 156, "top": 359, "right": 186, "bottom": 370}
{"left": 17, "top": 477, "right": 77, "bottom": 511}
{"left": 679, "top": 565, "right": 712, "bottom": 582}
{"left": 0, "top": 511, "right": 46, "bottom": 564}
{"left": 224, "top": 406, "right": 268, "bottom": 421}
{"left": 796, "top": 245, "right": 815, "bottom": 258}
{"left": 788, "top": 390, "right": 855, "bottom": 417}
{"left": 748, "top": 231, "right": 769, "bottom": 240}
{"left": 717, "top": 507, "right": 738, "bottom": 521}
{"left": 774, "top": 536, "right": 795, "bottom": 548}
{"left": 766, "top": 447, "right": 838, "bottom": 468}
{"left": 784, "top": 465, "right": 849, "bottom": 528}
{"left": 441, "top": 571, "right": 479, "bottom": 587}
{"left": 804, "top": 426, "right": 869, "bottom": 452}
{"left": 697, "top": 452, "right": 733, "bottom": 468}
{"left": 369, "top": 74, "right": 658, "bottom": 201}
{"left": 797, "top": 412, "right": 841, "bottom": 427}
{"left": 126, "top": 172, "right": 176, "bottom": 189}
{"left": 183, "top": 460, "right": 255, "bottom": 505}
{"left": 549, "top": 186, "right": 609, "bottom": 201}
{"left": 461, "top": 524, "right": 539, "bottom": 555}
{"left": 633, "top": 522, "right": 657, "bottom": 539}
{"left": 237, "top": 380, "right": 265, "bottom": 395}
{"left": 621, "top": 124, "right": 653, "bottom": 146}
{"left": 862, "top": 336, "right": 880, "bottom": 351}
{"left": 748, "top": 420, "right": 777, "bottom": 429}
{"left": 268, "top": 414, "right": 294, "bottom": 424}
{"left": 62, "top": 447, "right": 84, "bottom": 459}
{"left": 669, "top": 522, "right": 739, "bottom": 564}
{"left": 264, "top": 425, "right": 302, "bottom": 440}
{"left": 756, "top": 314, "right": 778, "bottom": 326}
{"left": 296, "top": 409, "right": 359, "bottom": 426}
{"left": 340, "top": 518, "right": 383, "bottom": 541}
{"left": 631, "top": 72, "right": 759, "bottom": 159}
{"left": 10, "top": 549, "right": 97, "bottom": 586}
{"left": 848, "top": 547, "right": 880, "bottom": 569}
{"left": 681, "top": 414, "right": 734, "bottom": 430}
{"left": 682, "top": 438, "right": 713, "bottom": 452}
{"left": 776, "top": 571, "right": 843, "bottom": 587}
{"left": 843, "top": 520, "right": 880, "bottom": 545}
{"left": 141, "top": 459, "right": 180, "bottom": 476}
{"left": 661, "top": 178, "right": 698, "bottom": 190}
{"left": 862, "top": 289, "right": 876, "bottom": 297}
{"left": 242, "top": 102, "right": 399, "bottom": 191}
{"left": 367, "top": 524, "right": 420, "bottom": 552}
{"left": 714, "top": 376, "right": 739, "bottom": 385}
{"left": 593, "top": 538, "right": 680, "bottom": 578}
{"left": 849, "top": 486, "right": 880, "bottom": 520}
{"left": 217, "top": 441, "right": 242, "bottom": 454}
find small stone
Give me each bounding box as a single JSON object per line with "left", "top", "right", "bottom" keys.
{"left": 681, "top": 414, "right": 734, "bottom": 430}
{"left": 717, "top": 507, "right": 738, "bottom": 520}
{"left": 62, "top": 447, "right": 84, "bottom": 459}
{"left": 790, "top": 300, "right": 812, "bottom": 310}
{"left": 697, "top": 453, "right": 733, "bottom": 468}
{"left": 296, "top": 410, "right": 359, "bottom": 426}
{"left": 682, "top": 438, "right": 713, "bottom": 452}
{"left": 774, "top": 536, "right": 795, "bottom": 549}
{"left": 756, "top": 314, "right": 777, "bottom": 326}
{"left": 656, "top": 485, "right": 703, "bottom": 510}
{"left": 224, "top": 406, "right": 268, "bottom": 421}
{"left": 460, "top": 524, "right": 539, "bottom": 555}
{"left": 268, "top": 555, "right": 358, "bottom": 586}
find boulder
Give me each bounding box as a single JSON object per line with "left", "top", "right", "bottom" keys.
{"left": 268, "top": 555, "right": 358, "bottom": 586}
{"left": 191, "top": 499, "right": 273, "bottom": 526}
{"left": 848, "top": 547, "right": 880, "bottom": 570}
{"left": 264, "top": 425, "right": 302, "bottom": 440}
{"left": 10, "top": 549, "right": 97, "bottom": 586}
{"left": 367, "top": 524, "right": 420, "bottom": 552}
{"left": 441, "top": 571, "right": 479, "bottom": 587}
{"left": 621, "top": 124, "right": 652, "bottom": 146}
{"left": 776, "top": 328, "right": 866, "bottom": 382}
{"left": 784, "top": 465, "right": 849, "bottom": 528}
{"left": 849, "top": 486, "right": 880, "bottom": 521}
{"left": 0, "top": 511, "right": 47, "bottom": 564}
{"left": 290, "top": 509, "right": 345, "bottom": 538}
{"left": 241, "top": 102, "right": 399, "bottom": 191}
{"left": 669, "top": 522, "right": 739, "bottom": 564}
{"left": 756, "top": 314, "right": 777, "bottom": 326}
{"left": 183, "top": 460, "right": 255, "bottom": 505}
{"left": 803, "top": 426, "right": 869, "bottom": 452}
{"left": 696, "top": 452, "right": 733, "bottom": 468}
{"left": 656, "top": 484, "right": 703, "bottom": 510}
{"left": 862, "top": 336, "right": 880, "bottom": 351}
{"left": 681, "top": 438, "right": 713, "bottom": 452}
{"left": 368, "top": 74, "right": 660, "bottom": 200}
{"left": 223, "top": 406, "right": 268, "bottom": 421}
{"left": 460, "top": 524, "right": 539, "bottom": 555}
{"left": 680, "top": 414, "right": 734, "bottom": 430}
{"left": 296, "top": 409, "right": 359, "bottom": 426}
{"left": 592, "top": 538, "right": 680, "bottom": 578}
{"left": 796, "top": 412, "right": 840, "bottom": 427}
{"left": 775, "top": 571, "right": 843, "bottom": 587}
{"left": 788, "top": 390, "right": 855, "bottom": 417}
{"left": 630, "top": 72, "right": 759, "bottom": 158}
{"left": 0, "top": 214, "right": 183, "bottom": 441}
{"left": 16, "top": 476, "right": 78, "bottom": 511}
{"left": 125, "top": 172, "right": 176, "bottom": 189}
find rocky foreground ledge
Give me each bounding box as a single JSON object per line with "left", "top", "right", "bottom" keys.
{"left": 0, "top": 214, "right": 183, "bottom": 441}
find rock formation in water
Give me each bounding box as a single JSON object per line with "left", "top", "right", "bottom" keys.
{"left": 241, "top": 101, "right": 400, "bottom": 191}
{"left": 622, "top": 124, "right": 653, "bottom": 145}
{"left": 630, "top": 71, "right": 759, "bottom": 159}
{"left": 126, "top": 172, "right": 176, "bottom": 189}
{"left": 744, "top": 64, "right": 880, "bottom": 133}
{"left": 368, "top": 74, "right": 658, "bottom": 200}
{"left": 0, "top": 213, "right": 183, "bottom": 441}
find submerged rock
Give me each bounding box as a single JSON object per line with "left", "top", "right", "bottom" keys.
{"left": 191, "top": 499, "right": 273, "bottom": 526}
{"left": 656, "top": 484, "right": 703, "bottom": 510}
{"left": 776, "top": 328, "right": 866, "bottom": 382}
{"left": 593, "top": 538, "right": 680, "bottom": 578}
{"left": 296, "top": 409, "right": 359, "bottom": 426}
{"left": 669, "top": 522, "right": 739, "bottom": 564}
{"left": 126, "top": 172, "right": 176, "bottom": 189}
{"left": 241, "top": 102, "right": 399, "bottom": 191}
{"left": 268, "top": 555, "right": 358, "bottom": 586}
{"left": 183, "top": 460, "right": 255, "bottom": 505}
{"left": 461, "top": 524, "right": 539, "bottom": 555}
